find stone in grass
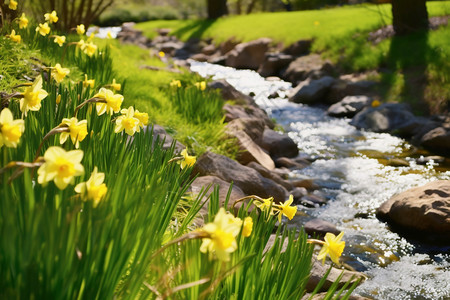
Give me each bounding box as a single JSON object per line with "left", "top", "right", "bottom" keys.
{"left": 225, "top": 38, "right": 272, "bottom": 70}
{"left": 193, "top": 151, "right": 287, "bottom": 203}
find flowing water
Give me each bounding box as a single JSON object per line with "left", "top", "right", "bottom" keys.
{"left": 190, "top": 61, "right": 450, "bottom": 300}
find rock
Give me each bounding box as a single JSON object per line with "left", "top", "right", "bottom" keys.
{"left": 147, "top": 125, "right": 185, "bottom": 153}
{"left": 220, "top": 37, "right": 240, "bottom": 55}
{"left": 201, "top": 44, "right": 216, "bottom": 55}
{"left": 304, "top": 218, "right": 340, "bottom": 237}
{"left": 193, "top": 152, "right": 287, "bottom": 202}
{"left": 302, "top": 293, "right": 371, "bottom": 300}
{"left": 387, "top": 158, "right": 409, "bottom": 167}
{"left": 327, "top": 95, "right": 372, "bottom": 118}
{"left": 282, "top": 54, "right": 334, "bottom": 85}
{"left": 159, "top": 41, "right": 184, "bottom": 56}
{"left": 290, "top": 187, "right": 308, "bottom": 203}
{"left": 274, "top": 157, "right": 309, "bottom": 169}
{"left": 376, "top": 180, "right": 450, "bottom": 243}
{"left": 420, "top": 127, "right": 450, "bottom": 155}
{"left": 258, "top": 53, "right": 294, "bottom": 77}
{"left": 260, "top": 129, "right": 299, "bottom": 158}
{"left": 293, "top": 179, "right": 320, "bottom": 191}
{"left": 223, "top": 104, "right": 275, "bottom": 129}
{"left": 227, "top": 128, "right": 276, "bottom": 170}
{"left": 226, "top": 118, "right": 266, "bottom": 143}
{"left": 350, "top": 103, "right": 417, "bottom": 133}
{"left": 247, "top": 162, "right": 294, "bottom": 190}
{"left": 208, "top": 55, "right": 227, "bottom": 65}
{"left": 301, "top": 194, "right": 328, "bottom": 207}
{"left": 117, "top": 23, "right": 151, "bottom": 48}
{"left": 208, "top": 79, "right": 255, "bottom": 106}
{"left": 225, "top": 38, "right": 272, "bottom": 70}
{"left": 416, "top": 156, "right": 446, "bottom": 165}
{"left": 327, "top": 79, "right": 377, "bottom": 104}
{"left": 190, "top": 53, "right": 209, "bottom": 62}
{"left": 156, "top": 28, "right": 171, "bottom": 36}
{"left": 398, "top": 117, "right": 440, "bottom": 140}
{"left": 289, "top": 76, "right": 336, "bottom": 104}
{"left": 306, "top": 261, "right": 365, "bottom": 292}
{"left": 282, "top": 39, "right": 312, "bottom": 56}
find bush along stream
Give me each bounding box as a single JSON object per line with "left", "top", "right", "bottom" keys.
{"left": 190, "top": 61, "right": 450, "bottom": 300}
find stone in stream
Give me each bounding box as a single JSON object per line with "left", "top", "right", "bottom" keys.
{"left": 257, "top": 53, "right": 295, "bottom": 77}
{"left": 223, "top": 104, "right": 275, "bottom": 129}
{"left": 300, "top": 194, "right": 328, "bottom": 207}
{"left": 225, "top": 38, "right": 272, "bottom": 70}
{"left": 260, "top": 128, "right": 299, "bottom": 158}
{"left": 376, "top": 180, "right": 450, "bottom": 243}
{"left": 282, "top": 39, "right": 312, "bottom": 56}
{"left": 193, "top": 151, "right": 287, "bottom": 203}
{"left": 247, "top": 161, "right": 294, "bottom": 191}
{"left": 226, "top": 118, "right": 266, "bottom": 142}
{"left": 420, "top": 126, "right": 450, "bottom": 155}
{"left": 327, "top": 95, "right": 372, "bottom": 118}
{"left": 282, "top": 54, "right": 334, "bottom": 85}
{"left": 288, "top": 76, "right": 336, "bottom": 104}
{"left": 303, "top": 218, "right": 340, "bottom": 237}
{"left": 274, "top": 157, "right": 310, "bottom": 169}
{"left": 327, "top": 78, "right": 377, "bottom": 104}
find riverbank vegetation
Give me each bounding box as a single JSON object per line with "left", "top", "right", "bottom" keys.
{"left": 0, "top": 3, "right": 356, "bottom": 299}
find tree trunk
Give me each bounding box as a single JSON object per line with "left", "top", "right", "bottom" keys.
{"left": 207, "top": 0, "right": 228, "bottom": 19}
{"left": 392, "top": 0, "right": 428, "bottom": 35}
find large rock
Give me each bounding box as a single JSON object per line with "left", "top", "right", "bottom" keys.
{"left": 117, "top": 23, "right": 151, "bottom": 48}
{"left": 327, "top": 79, "right": 377, "bottom": 104}
{"left": 227, "top": 128, "right": 276, "bottom": 170}
{"left": 304, "top": 218, "right": 340, "bottom": 237}
{"left": 376, "top": 180, "right": 450, "bottom": 243}
{"left": 282, "top": 54, "right": 334, "bottom": 85}
{"left": 223, "top": 104, "right": 274, "bottom": 129}
{"left": 420, "top": 127, "right": 450, "bottom": 155}
{"left": 350, "top": 103, "right": 417, "bottom": 133}
{"left": 208, "top": 79, "right": 255, "bottom": 106}
{"left": 306, "top": 261, "right": 365, "bottom": 292}
{"left": 247, "top": 162, "right": 293, "bottom": 190}
{"left": 193, "top": 152, "right": 287, "bottom": 202}
{"left": 258, "top": 53, "right": 294, "bottom": 77}
{"left": 289, "top": 76, "right": 336, "bottom": 104}
{"left": 146, "top": 125, "right": 185, "bottom": 153}
{"left": 227, "top": 118, "right": 266, "bottom": 142}
{"left": 327, "top": 95, "right": 372, "bottom": 118}
{"left": 260, "top": 128, "right": 299, "bottom": 158}
{"left": 282, "top": 39, "right": 312, "bottom": 56}
{"left": 225, "top": 38, "right": 272, "bottom": 70}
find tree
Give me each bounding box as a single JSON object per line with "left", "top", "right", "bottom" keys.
{"left": 207, "top": 0, "right": 228, "bottom": 19}
{"left": 391, "top": 0, "right": 428, "bottom": 35}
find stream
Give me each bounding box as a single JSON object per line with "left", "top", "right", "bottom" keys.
{"left": 190, "top": 61, "right": 450, "bottom": 300}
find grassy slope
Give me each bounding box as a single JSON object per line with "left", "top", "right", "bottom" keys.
{"left": 135, "top": 2, "right": 450, "bottom": 45}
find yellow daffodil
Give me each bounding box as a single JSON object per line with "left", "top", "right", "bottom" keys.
{"left": 37, "top": 146, "right": 84, "bottom": 190}
{"left": 170, "top": 79, "right": 181, "bottom": 88}
{"left": 7, "top": 29, "right": 21, "bottom": 43}
{"left": 114, "top": 106, "right": 140, "bottom": 136}
{"left": 44, "top": 10, "right": 58, "bottom": 24}
{"left": 87, "top": 32, "right": 95, "bottom": 42}
{"left": 9, "top": 0, "right": 18, "bottom": 10}
{"left": 83, "top": 42, "right": 97, "bottom": 57}
{"left": 53, "top": 35, "right": 66, "bottom": 47}
{"left": 179, "top": 148, "right": 196, "bottom": 169}
{"left": 254, "top": 197, "right": 275, "bottom": 215}
{"left": 51, "top": 63, "right": 70, "bottom": 83}
{"left": 94, "top": 88, "right": 124, "bottom": 115}
{"left": 106, "top": 31, "right": 113, "bottom": 39}
{"left": 0, "top": 108, "right": 25, "bottom": 148}
{"left": 77, "top": 39, "right": 86, "bottom": 50}
{"left": 36, "top": 22, "right": 50, "bottom": 36}
{"left": 371, "top": 99, "right": 381, "bottom": 107}
{"left": 75, "top": 167, "right": 107, "bottom": 207}
{"left": 76, "top": 24, "right": 85, "bottom": 35}
{"left": 276, "top": 195, "right": 297, "bottom": 223}
{"left": 121, "top": 107, "right": 148, "bottom": 128}
{"left": 195, "top": 81, "right": 206, "bottom": 91}
{"left": 110, "top": 79, "right": 121, "bottom": 91}
{"left": 199, "top": 208, "right": 243, "bottom": 261}
{"left": 158, "top": 51, "right": 165, "bottom": 58}
{"left": 20, "top": 76, "right": 48, "bottom": 116}
{"left": 56, "top": 95, "right": 61, "bottom": 105}
{"left": 83, "top": 74, "right": 95, "bottom": 89}
{"left": 19, "top": 13, "right": 28, "bottom": 29}
{"left": 242, "top": 216, "right": 253, "bottom": 237}
{"left": 317, "top": 232, "right": 345, "bottom": 265}
{"left": 60, "top": 117, "right": 88, "bottom": 149}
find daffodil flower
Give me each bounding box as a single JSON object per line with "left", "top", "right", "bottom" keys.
{"left": 20, "top": 76, "right": 48, "bottom": 116}
{"left": 316, "top": 232, "right": 345, "bottom": 265}
{"left": 242, "top": 216, "right": 253, "bottom": 237}
{"left": 53, "top": 35, "right": 66, "bottom": 47}
{"left": 83, "top": 42, "right": 97, "bottom": 57}
{"left": 83, "top": 74, "right": 95, "bottom": 88}
{"left": 254, "top": 197, "right": 276, "bottom": 215}
{"left": 106, "top": 31, "right": 113, "bottom": 39}
{"left": 170, "top": 79, "right": 181, "bottom": 88}
{"left": 94, "top": 88, "right": 124, "bottom": 115}
{"left": 51, "top": 64, "right": 70, "bottom": 83}
{"left": 0, "top": 108, "right": 25, "bottom": 148}
{"left": 8, "top": 0, "right": 18, "bottom": 10}
{"left": 75, "top": 167, "right": 107, "bottom": 207}
{"left": 36, "top": 22, "right": 51, "bottom": 36}
{"left": 121, "top": 107, "right": 148, "bottom": 128}
{"left": 158, "top": 51, "right": 165, "bottom": 58}
{"left": 199, "top": 208, "right": 243, "bottom": 261}
{"left": 114, "top": 106, "right": 140, "bottom": 136}
{"left": 195, "top": 81, "right": 206, "bottom": 91}
{"left": 60, "top": 117, "right": 88, "bottom": 149}
{"left": 179, "top": 148, "right": 196, "bottom": 169}
{"left": 7, "top": 29, "right": 21, "bottom": 43}
{"left": 110, "top": 79, "right": 121, "bottom": 91}
{"left": 77, "top": 39, "right": 86, "bottom": 50}
{"left": 275, "top": 195, "right": 297, "bottom": 223}
{"left": 87, "top": 32, "right": 95, "bottom": 42}
{"left": 19, "top": 13, "right": 28, "bottom": 29}
{"left": 44, "top": 10, "right": 58, "bottom": 24}
{"left": 76, "top": 24, "right": 85, "bottom": 35}
{"left": 37, "top": 146, "right": 84, "bottom": 190}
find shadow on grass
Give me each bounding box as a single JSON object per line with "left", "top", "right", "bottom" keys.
{"left": 171, "top": 19, "right": 216, "bottom": 40}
